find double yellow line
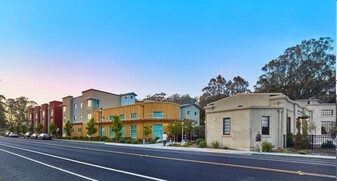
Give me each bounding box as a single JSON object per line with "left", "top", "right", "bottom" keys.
{"left": 2, "top": 139, "right": 336, "bottom": 179}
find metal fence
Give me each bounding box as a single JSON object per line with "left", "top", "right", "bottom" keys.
{"left": 285, "top": 134, "right": 336, "bottom": 150}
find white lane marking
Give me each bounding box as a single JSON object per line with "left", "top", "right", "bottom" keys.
{"left": 0, "top": 148, "right": 97, "bottom": 181}
{"left": 0, "top": 143, "right": 166, "bottom": 181}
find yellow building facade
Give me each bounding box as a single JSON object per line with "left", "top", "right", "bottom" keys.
{"left": 88, "top": 101, "right": 180, "bottom": 139}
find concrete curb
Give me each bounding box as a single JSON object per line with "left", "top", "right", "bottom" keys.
{"left": 56, "top": 139, "right": 336, "bottom": 160}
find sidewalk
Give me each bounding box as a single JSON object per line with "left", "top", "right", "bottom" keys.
{"left": 103, "top": 141, "right": 336, "bottom": 160}
{"left": 57, "top": 139, "right": 336, "bottom": 160}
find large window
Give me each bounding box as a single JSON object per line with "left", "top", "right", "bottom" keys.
{"left": 109, "top": 116, "right": 113, "bottom": 121}
{"left": 78, "top": 128, "right": 81, "bottom": 133}
{"left": 51, "top": 109, "right": 54, "bottom": 116}
{"left": 74, "top": 104, "right": 77, "bottom": 109}
{"left": 130, "top": 113, "right": 137, "bottom": 119}
{"left": 63, "top": 106, "right": 66, "bottom": 112}
{"left": 153, "top": 124, "right": 163, "bottom": 138}
{"left": 262, "top": 116, "right": 270, "bottom": 135}
{"left": 101, "top": 127, "right": 105, "bottom": 137}
{"left": 121, "top": 126, "right": 125, "bottom": 137}
{"left": 93, "top": 100, "right": 100, "bottom": 108}
{"left": 109, "top": 126, "right": 114, "bottom": 138}
{"left": 130, "top": 125, "right": 136, "bottom": 138}
{"left": 223, "top": 118, "right": 231, "bottom": 135}
{"left": 87, "top": 100, "right": 92, "bottom": 107}
{"left": 321, "top": 109, "right": 333, "bottom": 116}
{"left": 321, "top": 121, "right": 335, "bottom": 134}
{"left": 153, "top": 112, "right": 163, "bottom": 118}
{"left": 87, "top": 113, "right": 92, "bottom": 120}
{"left": 119, "top": 114, "right": 125, "bottom": 120}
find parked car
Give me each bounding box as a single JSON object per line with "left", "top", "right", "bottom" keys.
{"left": 30, "top": 133, "right": 39, "bottom": 139}
{"left": 4, "top": 131, "right": 11, "bottom": 137}
{"left": 37, "top": 133, "right": 52, "bottom": 140}
{"left": 8, "top": 132, "right": 19, "bottom": 138}
{"left": 24, "top": 132, "right": 34, "bottom": 139}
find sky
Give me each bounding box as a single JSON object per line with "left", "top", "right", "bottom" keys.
{"left": 0, "top": 0, "right": 335, "bottom": 105}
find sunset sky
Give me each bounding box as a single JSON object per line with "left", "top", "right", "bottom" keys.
{"left": 0, "top": 0, "right": 335, "bottom": 105}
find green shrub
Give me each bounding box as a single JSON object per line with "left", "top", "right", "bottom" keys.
{"left": 286, "top": 133, "right": 294, "bottom": 147}
{"left": 155, "top": 137, "right": 160, "bottom": 141}
{"left": 298, "top": 150, "right": 307, "bottom": 154}
{"left": 119, "top": 138, "right": 125, "bottom": 143}
{"left": 125, "top": 139, "right": 132, "bottom": 144}
{"left": 147, "top": 138, "right": 154, "bottom": 143}
{"left": 321, "top": 141, "right": 336, "bottom": 149}
{"left": 132, "top": 140, "right": 140, "bottom": 144}
{"left": 199, "top": 141, "right": 206, "bottom": 148}
{"left": 279, "top": 148, "right": 287, "bottom": 153}
{"left": 223, "top": 146, "right": 229, "bottom": 149}
{"left": 262, "top": 140, "right": 274, "bottom": 152}
{"left": 196, "top": 138, "right": 205, "bottom": 145}
{"left": 72, "top": 136, "right": 78, "bottom": 140}
{"left": 211, "top": 140, "right": 219, "bottom": 148}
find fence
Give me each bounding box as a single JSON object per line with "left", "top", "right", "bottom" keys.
{"left": 285, "top": 134, "right": 336, "bottom": 150}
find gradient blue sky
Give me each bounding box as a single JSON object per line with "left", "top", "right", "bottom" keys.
{"left": 0, "top": 0, "right": 335, "bottom": 105}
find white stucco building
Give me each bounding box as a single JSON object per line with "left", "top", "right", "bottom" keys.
{"left": 295, "top": 99, "right": 336, "bottom": 135}
{"left": 205, "top": 93, "right": 311, "bottom": 151}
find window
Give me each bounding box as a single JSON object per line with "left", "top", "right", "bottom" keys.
{"left": 223, "top": 118, "right": 231, "bottom": 135}
{"left": 130, "top": 125, "right": 136, "bottom": 138}
{"left": 153, "top": 112, "right": 163, "bottom": 118}
{"left": 121, "top": 126, "right": 124, "bottom": 137}
{"left": 131, "top": 96, "right": 133, "bottom": 99}
{"left": 88, "top": 100, "right": 92, "bottom": 107}
{"left": 87, "top": 113, "right": 92, "bottom": 120}
{"left": 71, "top": 128, "right": 74, "bottom": 133}
{"left": 35, "top": 114, "right": 38, "bottom": 119}
{"left": 321, "top": 121, "right": 335, "bottom": 134}
{"left": 51, "top": 109, "right": 54, "bottom": 116}
{"left": 101, "top": 127, "right": 105, "bottom": 136}
{"left": 109, "top": 116, "right": 113, "bottom": 121}
{"left": 73, "top": 116, "right": 77, "bottom": 121}
{"left": 63, "top": 117, "right": 67, "bottom": 122}
{"left": 101, "top": 116, "right": 105, "bottom": 122}
{"left": 153, "top": 124, "right": 163, "bottom": 139}
{"left": 80, "top": 102, "right": 83, "bottom": 108}
{"left": 262, "top": 116, "right": 270, "bottom": 135}
{"left": 125, "top": 96, "right": 127, "bottom": 99}
{"left": 109, "top": 126, "right": 114, "bottom": 138}
{"left": 321, "top": 109, "right": 333, "bottom": 116}
{"left": 63, "top": 106, "right": 66, "bottom": 112}
{"left": 74, "top": 104, "right": 77, "bottom": 109}
{"left": 93, "top": 100, "right": 99, "bottom": 108}
{"left": 130, "top": 113, "right": 137, "bottom": 119}
{"left": 187, "top": 111, "right": 190, "bottom": 115}
{"left": 78, "top": 128, "right": 81, "bottom": 133}
{"left": 195, "top": 112, "right": 197, "bottom": 116}
{"left": 30, "top": 114, "right": 32, "bottom": 120}
{"left": 80, "top": 115, "right": 83, "bottom": 121}
{"left": 43, "top": 111, "right": 46, "bottom": 118}
{"left": 119, "top": 114, "right": 125, "bottom": 120}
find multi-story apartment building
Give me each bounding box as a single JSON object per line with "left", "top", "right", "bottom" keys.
{"left": 26, "top": 101, "right": 62, "bottom": 135}
{"left": 179, "top": 104, "right": 200, "bottom": 126}
{"left": 295, "top": 99, "right": 336, "bottom": 135}
{"left": 62, "top": 89, "right": 137, "bottom": 137}
{"left": 90, "top": 101, "right": 180, "bottom": 139}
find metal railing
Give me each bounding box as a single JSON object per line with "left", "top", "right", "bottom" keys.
{"left": 285, "top": 134, "right": 336, "bottom": 150}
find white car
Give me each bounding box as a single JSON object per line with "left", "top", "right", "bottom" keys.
{"left": 9, "top": 132, "right": 19, "bottom": 138}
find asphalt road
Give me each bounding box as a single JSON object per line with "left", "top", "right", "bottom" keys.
{"left": 0, "top": 137, "right": 335, "bottom": 181}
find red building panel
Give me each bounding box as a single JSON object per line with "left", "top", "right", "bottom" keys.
{"left": 33, "top": 106, "right": 41, "bottom": 126}
{"left": 49, "top": 101, "right": 63, "bottom": 136}
{"left": 41, "top": 104, "right": 49, "bottom": 133}
{"left": 27, "top": 107, "right": 35, "bottom": 126}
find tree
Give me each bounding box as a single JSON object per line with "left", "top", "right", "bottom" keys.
{"left": 49, "top": 121, "right": 57, "bottom": 137}
{"left": 0, "top": 95, "right": 7, "bottom": 128}
{"left": 199, "top": 75, "right": 250, "bottom": 122}
{"left": 145, "top": 92, "right": 167, "bottom": 101}
{"left": 35, "top": 123, "right": 44, "bottom": 134}
{"left": 183, "top": 121, "right": 194, "bottom": 141}
{"left": 227, "top": 76, "right": 251, "bottom": 96}
{"left": 64, "top": 120, "right": 73, "bottom": 137}
{"left": 5, "top": 96, "right": 36, "bottom": 129}
{"left": 21, "top": 124, "right": 27, "bottom": 134}
{"left": 165, "top": 94, "right": 198, "bottom": 105}
{"left": 167, "top": 121, "right": 181, "bottom": 142}
{"left": 143, "top": 124, "right": 152, "bottom": 141}
{"left": 255, "top": 37, "right": 336, "bottom": 103}
{"left": 86, "top": 118, "right": 97, "bottom": 139}
{"left": 28, "top": 124, "right": 34, "bottom": 132}
{"left": 111, "top": 116, "right": 122, "bottom": 142}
